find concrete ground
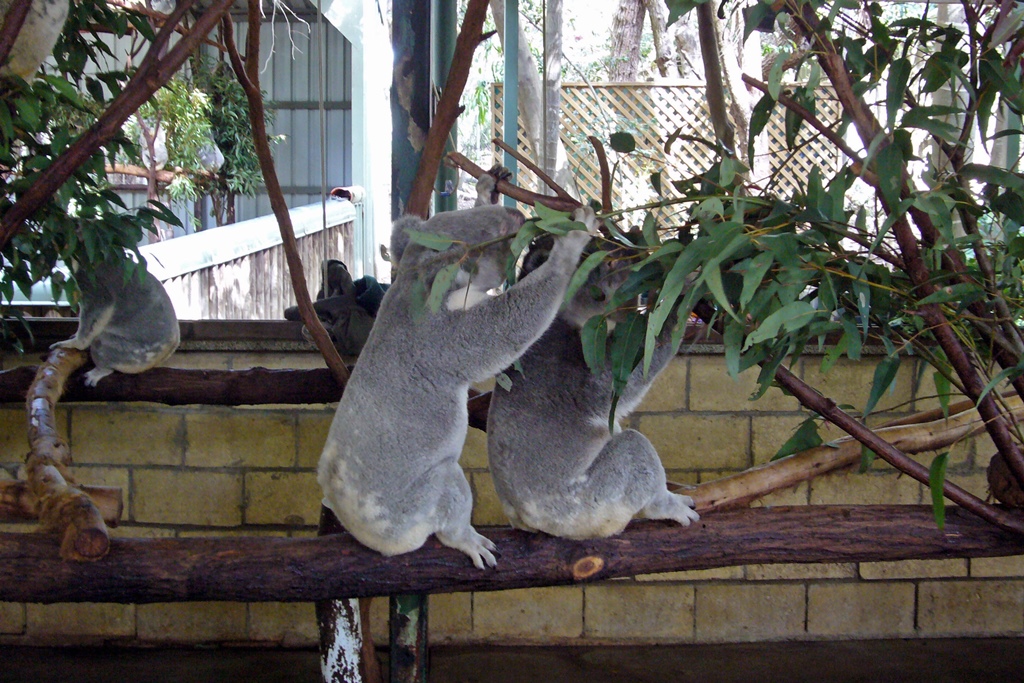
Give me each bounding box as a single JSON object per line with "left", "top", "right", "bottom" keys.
{"left": 3, "top": 638, "right": 1023, "bottom": 682}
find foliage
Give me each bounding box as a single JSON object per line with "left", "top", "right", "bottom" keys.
{"left": 0, "top": 0, "right": 176, "bottom": 350}
{"left": 549, "top": 0, "right": 1024, "bottom": 498}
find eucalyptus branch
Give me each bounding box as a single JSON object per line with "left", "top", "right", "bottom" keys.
{"left": 786, "top": 0, "right": 1024, "bottom": 493}
{"left": 587, "top": 136, "right": 613, "bottom": 212}
{"left": 491, "top": 137, "right": 574, "bottom": 202}
{"left": 0, "top": 0, "right": 233, "bottom": 253}
{"left": 447, "top": 152, "right": 581, "bottom": 212}
{"left": 221, "top": 7, "right": 349, "bottom": 387}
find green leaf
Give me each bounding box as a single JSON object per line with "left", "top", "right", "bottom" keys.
{"left": 641, "top": 212, "right": 660, "bottom": 247}
{"left": 933, "top": 372, "right": 951, "bottom": 419}
{"left": 977, "top": 360, "right": 1024, "bottom": 404}
{"left": 876, "top": 143, "right": 905, "bottom": 208}
{"left": 859, "top": 444, "right": 877, "bottom": 473}
{"left": 961, "top": 164, "right": 1024, "bottom": 191}
{"left": 772, "top": 418, "right": 824, "bottom": 461}
{"left": 743, "top": 300, "right": 817, "bottom": 350}
{"left": 864, "top": 354, "right": 901, "bottom": 418}
{"left": 564, "top": 250, "right": 607, "bottom": 304}
{"left": 929, "top": 451, "right": 950, "bottom": 530}
{"left": 426, "top": 262, "right": 462, "bottom": 313}
{"left": 609, "top": 312, "right": 646, "bottom": 394}
{"left": 748, "top": 93, "right": 775, "bottom": 166}
{"left": 610, "top": 131, "right": 636, "bottom": 153}
{"left": 738, "top": 252, "right": 774, "bottom": 309}
{"left": 886, "top": 58, "right": 911, "bottom": 129}
{"left": 768, "top": 50, "right": 787, "bottom": 101}
{"left": 581, "top": 315, "right": 608, "bottom": 375}
{"left": 404, "top": 228, "right": 456, "bottom": 252}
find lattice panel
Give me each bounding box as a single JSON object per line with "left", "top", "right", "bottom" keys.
{"left": 491, "top": 82, "right": 843, "bottom": 220}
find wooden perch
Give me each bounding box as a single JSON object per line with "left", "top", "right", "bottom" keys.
{"left": 690, "top": 394, "right": 1024, "bottom": 512}
{"left": 24, "top": 348, "right": 113, "bottom": 561}
{"left": 0, "top": 481, "right": 122, "bottom": 525}
{"left": 2, "top": 506, "right": 1023, "bottom": 603}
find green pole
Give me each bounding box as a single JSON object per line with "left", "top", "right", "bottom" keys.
{"left": 433, "top": 0, "right": 458, "bottom": 215}
{"left": 502, "top": 0, "right": 519, "bottom": 208}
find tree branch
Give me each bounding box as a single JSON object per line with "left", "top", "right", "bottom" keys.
{"left": 2, "top": 506, "right": 1023, "bottom": 603}
{"left": 221, "top": 7, "right": 349, "bottom": 388}
{"left": 0, "top": 0, "right": 31, "bottom": 73}
{"left": 0, "top": 0, "right": 235, "bottom": 252}
{"left": 447, "top": 151, "right": 581, "bottom": 212}
{"left": 404, "top": 0, "right": 491, "bottom": 218}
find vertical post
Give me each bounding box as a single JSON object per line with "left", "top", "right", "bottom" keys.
{"left": 502, "top": 0, "right": 519, "bottom": 207}
{"left": 432, "top": 0, "right": 458, "bottom": 215}
{"left": 316, "top": 507, "right": 365, "bottom": 683}
{"left": 391, "top": 2, "right": 432, "bottom": 681}
{"left": 389, "top": 593, "right": 429, "bottom": 682}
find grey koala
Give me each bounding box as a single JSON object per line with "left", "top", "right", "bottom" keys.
{"left": 53, "top": 259, "right": 180, "bottom": 387}
{"left": 486, "top": 241, "right": 699, "bottom": 539}
{"left": 317, "top": 170, "right": 598, "bottom": 568}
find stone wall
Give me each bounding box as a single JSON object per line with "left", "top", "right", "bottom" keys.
{"left": 1, "top": 341, "right": 1021, "bottom": 648}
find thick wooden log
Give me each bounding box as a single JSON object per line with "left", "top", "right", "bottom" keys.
{"left": 2, "top": 506, "right": 1024, "bottom": 604}
{"left": 0, "top": 481, "right": 122, "bottom": 525}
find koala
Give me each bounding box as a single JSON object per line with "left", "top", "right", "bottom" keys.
{"left": 317, "top": 168, "right": 597, "bottom": 568}
{"left": 486, "top": 241, "right": 700, "bottom": 539}
{"left": 53, "top": 258, "right": 179, "bottom": 387}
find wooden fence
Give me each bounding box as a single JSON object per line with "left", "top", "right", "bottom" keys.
{"left": 141, "top": 199, "right": 361, "bottom": 320}
{"left": 492, "top": 82, "right": 842, "bottom": 217}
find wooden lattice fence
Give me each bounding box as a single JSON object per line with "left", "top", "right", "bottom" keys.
{"left": 492, "top": 82, "right": 842, "bottom": 223}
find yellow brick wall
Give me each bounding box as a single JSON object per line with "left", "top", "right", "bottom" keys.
{"left": 1, "top": 346, "right": 1022, "bottom": 648}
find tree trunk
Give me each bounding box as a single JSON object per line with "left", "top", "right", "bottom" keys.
{"left": 608, "top": 0, "right": 646, "bottom": 82}
{"left": 643, "top": 0, "right": 674, "bottom": 78}
{"left": 2, "top": 506, "right": 1023, "bottom": 603}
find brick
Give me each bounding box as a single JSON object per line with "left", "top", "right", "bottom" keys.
{"left": 636, "top": 566, "right": 744, "bottom": 581}
{"left": 694, "top": 584, "right": 805, "bottom": 642}
{"left": 860, "top": 558, "right": 967, "bottom": 580}
{"left": 747, "top": 563, "right": 855, "bottom": 581}
{"left": 471, "top": 471, "right": 508, "bottom": 527}
{"left": 27, "top": 603, "right": 135, "bottom": 638}
{"left": 971, "top": 555, "right": 1024, "bottom": 578}
{"left": 137, "top": 602, "right": 247, "bottom": 643}
{"left": 689, "top": 358, "right": 800, "bottom": 412}
{"left": 133, "top": 469, "right": 242, "bottom": 526}
{"left": 952, "top": 473, "right": 991, "bottom": 501}
{"left": 0, "top": 408, "right": 27, "bottom": 461}
{"left": 803, "top": 357, "right": 915, "bottom": 416}
{"left": 473, "top": 586, "right": 583, "bottom": 641}
{"left": 638, "top": 414, "right": 749, "bottom": 470}
{"left": 248, "top": 602, "right": 318, "bottom": 646}
{"left": 245, "top": 471, "right": 322, "bottom": 526}
{"left": 584, "top": 583, "right": 693, "bottom": 641}
{"left": 0, "top": 602, "right": 25, "bottom": 634}
{"left": 459, "top": 427, "right": 489, "bottom": 470}
{"left": 72, "top": 408, "right": 184, "bottom": 466}
{"left": 918, "top": 580, "right": 1024, "bottom": 635}
{"left": 430, "top": 592, "right": 473, "bottom": 642}
{"left": 636, "top": 358, "right": 688, "bottom": 412}
{"left": 750, "top": 415, "right": 814, "bottom": 464}
{"left": 297, "top": 411, "right": 334, "bottom": 468}
{"left": 369, "top": 596, "right": 389, "bottom": 644}
{"left": 73, "top": 465, "right": 130, "bottom": 492}
{"left": 809, "top": 470, "right": 921, "bottom": 505}
{"left": 807, "top": 583, "right": 915, "bottom": 637}
{"left": 186, "top": 410, "right": 296, "bottom": 468}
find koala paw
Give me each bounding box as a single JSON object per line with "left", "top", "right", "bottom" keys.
{"left": 83, "top": 367, "right": 113, "bottom": 387}
{"left": 644, "top": 491, "right": 700, "bottom": 527}
{"left": 51, "top": 337, "right": 88, "bottom": 351}
{"left": 475, "top": 164, "right": 512, "bottom": 206}
{"left": 439, "top": 526, "right": 498, "bottom": 569}
{"left": 571, "top": 206, "right": 599, "bottom": 236}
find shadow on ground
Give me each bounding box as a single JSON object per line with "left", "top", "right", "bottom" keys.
{"left": 3, "top": 638, "right": 1023, "bottom": 682}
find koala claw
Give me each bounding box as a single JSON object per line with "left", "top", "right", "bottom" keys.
{"left": 475, "top": 164, "right": 512, "bottom": 206}
{"left": 51, "top": 337, "right": 88, "bottom": 351}
{"left": 83, "top": 367, "right": 113, "bottom": 387}
{"left": 440, "top": 527, "right": 498, "bottom": 569}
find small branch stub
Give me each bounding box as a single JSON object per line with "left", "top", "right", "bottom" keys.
{"left": 572, "top": 555, "right": 606, "bottom": 580}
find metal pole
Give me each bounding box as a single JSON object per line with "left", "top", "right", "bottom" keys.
{"left": 432, "top": 0, "right": 458, "bottom": 215}
{"left": 502, "top": 0, "right": 519, "bottom": 207}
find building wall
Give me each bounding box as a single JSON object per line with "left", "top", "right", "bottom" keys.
{"left": 0, "top": 344, "right": 1020, "bottom": 648}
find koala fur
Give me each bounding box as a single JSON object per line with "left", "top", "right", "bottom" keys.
{"left": 53, "top": 259, "right": 180, "bottom": 386}
{"left": 317, "top": 171, "right": 597, "bottom": 568}
{"left": 486, "top": 243, "right": 699, "bottom": 539}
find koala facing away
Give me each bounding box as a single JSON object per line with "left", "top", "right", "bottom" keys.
{"left": 317, "top": 170, "right": 597, "bottom": 568}
{"left": 53, "top": 259, "right": 180, "bottom": 387}
{"left": 486, "top": 242, "right": 699, "bottom": 539}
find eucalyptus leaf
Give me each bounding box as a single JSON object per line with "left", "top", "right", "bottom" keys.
{"left": 426, "top": 262, "right": 462, "bottom": 313}
{"left": 929, "top": 452, "right": 949, "bottom": 530}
